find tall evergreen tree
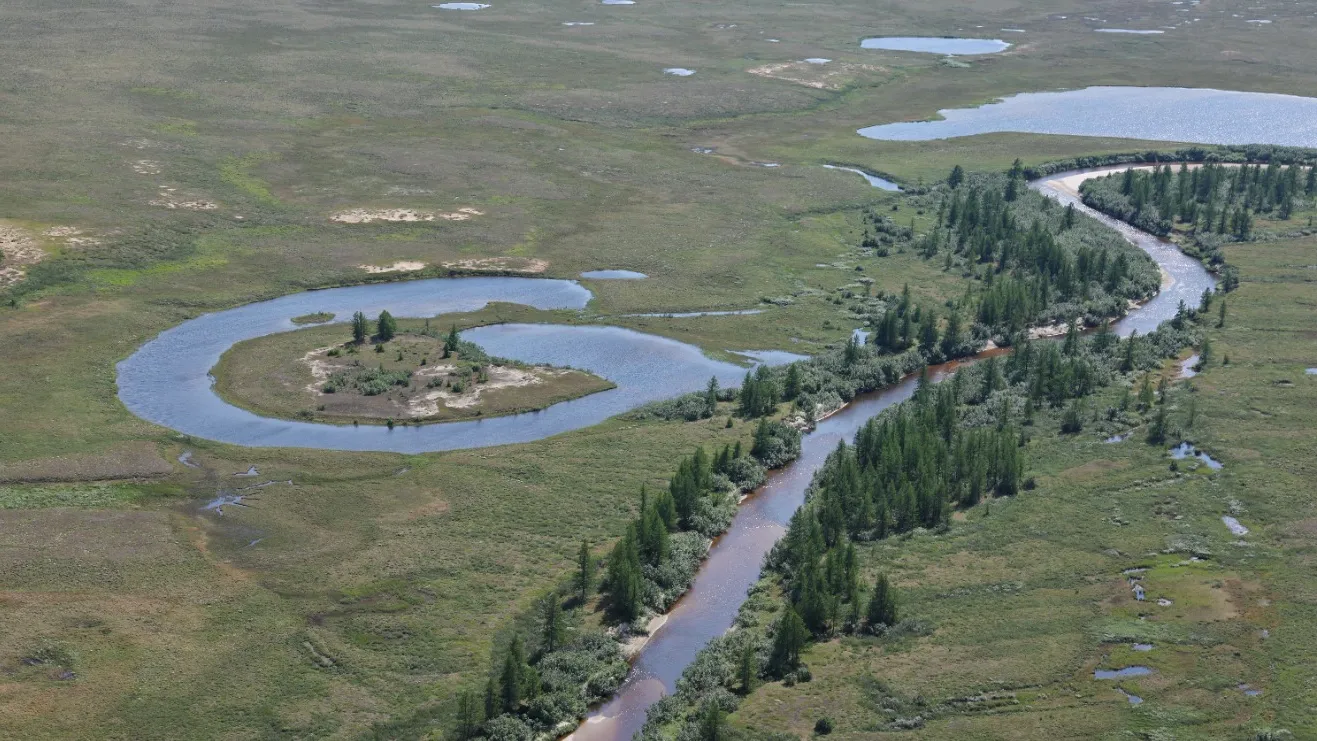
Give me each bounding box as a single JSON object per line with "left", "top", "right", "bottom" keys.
{"left": 351, "top": 311, "right": 369, "bottom": 344}
{"left": 376, "top": 310, "right": 397, "bottom": 342}
{"left": 576, "top": 540, "right": 592, "bottom": 603}
{"left": 456, "top": 690, "right": 482, "bottom": 740}
{"left": 866, "top": 572, "right": 898, "bottom": 630}
{"left": 444, "top": 325, "right": 460, "bottom": 357}
{"left": 769, "top": 606, "right": 808, "bottom": 675}
{"left": 540, "top": 592, "right": 563, "bottom": 653}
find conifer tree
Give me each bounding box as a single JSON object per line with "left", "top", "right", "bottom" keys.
{"left": 769, "top": 606, "right": 808, "bottom": 675}
{"left": 351, "top": 311, "right": 369, "bottom": 344}
{"left": 444, "top": 325, "right": 460, "bottom": 357}
{"left": 576, "top": 540, "right": 592, "bottom": 602}
{"left": 540, "top": 592, "right": 563, "bottom": 653}
{"left": 866, "top": 572, "right": 898, "bottom": 630}
{"left": 376, "top": 310, "right": 397, "bottom": 342}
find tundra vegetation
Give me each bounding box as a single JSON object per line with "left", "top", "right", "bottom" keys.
{"left": 2, "top": 0, "right": 1317, "bottom": 739}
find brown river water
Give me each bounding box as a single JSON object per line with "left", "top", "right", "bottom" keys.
{"left": 567, "top": 167, "right": 1216, "bottom": 741}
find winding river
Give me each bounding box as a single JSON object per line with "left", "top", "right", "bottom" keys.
{"left": 115, "top": 165, "right": 1215, "bottom": 738}
{"left": 566, "top": 168, "right": 1216, "bottom": 741}
{"left": 116, "top": 277, "right": 797, "bottom": 454}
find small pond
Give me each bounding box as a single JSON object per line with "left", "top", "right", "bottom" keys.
{"left": 1222, "top": 516, "right": 1249, "bottom": 536}
{"left": 858, "top": 87, "right": 1317, "bottom": 147}
{"left": 432, "top": 3, "right": 489, "bottom": 9}
{"left": 663, "top": 68, "right": 696, "bottom": 76}
{"left": 822, "top": 164, "right": 902, "bottom": 191}
{"left": 1169, "top": 442, "right": 1223, "bottom": 469}
{"left": 860, "top": 37, "right": 1011, "bottom": 55}
{"left": 580, "top": 270, "right": 647, "bottom": 279}
{"left": 1095, "top": 666, "right": 1153, "bottom": 679}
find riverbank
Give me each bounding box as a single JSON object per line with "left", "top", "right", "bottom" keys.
{"left": 565, "top": 166, "right": 1217, "bottom": 741}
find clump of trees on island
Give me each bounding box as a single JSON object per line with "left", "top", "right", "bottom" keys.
{"left": 323, "top": 312, "right": 486, "bottom": 401}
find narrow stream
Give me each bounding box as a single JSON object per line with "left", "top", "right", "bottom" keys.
{"left": 568, "top": 167, "right": 1216, "bottom": 740}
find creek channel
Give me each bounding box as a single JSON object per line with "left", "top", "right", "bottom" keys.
{"left": 567, "top": 167, "right": 1215, "bottom": 741}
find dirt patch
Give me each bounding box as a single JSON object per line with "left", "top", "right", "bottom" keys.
{"left": 131, "top": 160, "right": 161, "bottom": 175}
{"left": 1028, "top": 322, "right": 1068, "bottom": 340}
{"left": 358, "top": 261, "right": 427, "bottom": 274}
{"left": 149, "top": 187, "right": 218, "bottom": 210}
{"left": 184, "top": 523, "right": 253, "bottom": 583}
{"left": 747, "top": 61, "right": 886, "bottom": 90}
{"left": 0, "top": 442, "right": 173, "bottom": 483}
{"left": 407, "top": 363, "right": 570, "bottom": 416}
{"left": 441, "top": 256, "right": 548, "bottom": 273}
{"left": 0, "top": 222, "right": 45, "bottom": 286}
{"left": 330, "top": 207, "right": 483, "bottom": 224}
{"left": 42, "top": 226, "right": 100, "bottom": 248}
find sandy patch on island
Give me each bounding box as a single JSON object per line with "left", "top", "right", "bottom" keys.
{"left": 409, "top": 363, "right": 568, "bottom": 416}
{"left": 301, "top": 346, "right": 341, "bottom": 394}
{"left": 359, "top": 261, "right": 428, "bottom": 274}
{"left": 330, "top": 207, "right": 484, "bottom": 224}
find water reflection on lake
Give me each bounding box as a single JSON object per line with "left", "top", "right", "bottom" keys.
{"left": 858, "top": 87, "right": 1317, "bottom": 147}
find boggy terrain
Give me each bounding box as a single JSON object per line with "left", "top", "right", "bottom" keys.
{"left": 2, "top": 0, "right": 1317, "bottom": 739}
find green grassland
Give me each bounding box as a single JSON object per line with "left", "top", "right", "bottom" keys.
{"left": 726, "top": 233, "right": 1317, "bottom": 738}
{"left": 2, "top": 0, "right": 1317, "bottom": 737}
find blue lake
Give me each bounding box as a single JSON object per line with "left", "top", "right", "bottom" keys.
{"left": 859, "top": 87, "right": 1317, "bottom": 146}
{"left": 860, "top": 37, "right": 1011, "bottom": 55}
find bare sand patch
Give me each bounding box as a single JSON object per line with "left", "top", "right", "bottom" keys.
{"left": 330, "top": 207, "right": 484, "bottom": 224}
{"left": 0, "top": 222, "right": 44, "bottom": 286}
{"left": 42, "top": 226, "right": 101, "bottom": 248}
{"left": 441, "top": 256, "right": 548, "bottom": 273}
{"left": 358, "top": 261, "right": 427, "bottom": 274}
{"left": 408, "top": 363, "right": 567, "bottom": 416}
{"left": 132, "top": 160, "right": 162, "bottom": 175}
{"left": 149, "top": 187, "right": 218, "bottom": 210}
{"left": 1027, "top": 322, "right": 1068, "bottom": 339}
{"left": 747, "top": 61, "right": 886, "bottom": 90}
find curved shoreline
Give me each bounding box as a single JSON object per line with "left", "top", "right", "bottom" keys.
{"left": 115, "top": 277, "right": 791, "bottom": 454}
{"left": 565, "top": 165, "right": 1217, "bottom": 741}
